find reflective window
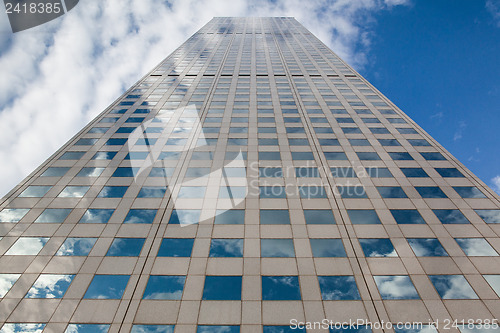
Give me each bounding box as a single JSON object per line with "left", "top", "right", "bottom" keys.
{"left": 453, "top": 186, "right": 487, "bottom": 198}
{"left": 483, "top": 275, "right": 500, "bottom": 297}
{"left": 76, "top": 138, "right": 98, "bottom": 145}
{"left": 259, "top": 152, "right": 281, "bottom": 160}
{"left": 65, "top": 324, "right": 110, "bottom": 333}
{"left": 299, "top": 186, "right": 327, "bottom": 199}
{"left": 338, "top": 186, "right": 368, "bottom": 199}
{"left": 394, "top": 325, "right": 438, "bottom": 333}
{"left": 421, "top": 152, "right": 446, "bottom": 160}
{"left": 365, "top": 167, "right": 393, "bottom": 178}
{"left": 149, "top": 167, "right": 175, "bottom": 178}
{"left": 124, "top": 209, "right": 157, "bottom": 224}
{"left": 455, "top": 238, "right": 498, "bottom": 256}
{"left": 219, "top": 186, "right": 246, "bottom": 199}
{"left": 19, "top": 185, "right": 52, "bottom": 197}
{"left": 138, "top": 186, "right": 168, "bottom": 198}
{"left": 415, "top": 187, "right": 447, "bottom": 199}
{"left": 331, "top": 167, "right": 356, "bottom": 178}
{"left": 389, "top": 152, "right": 413, "bottom": 161}
{"left": 390, "top": 210, "right": 425, "bottom": 224}
{"left": 475, "top": 209, "right": 500, "bottom": 224}
{"left": 260, "top": 210, "right": 290, "bottom": 224}
{"left": 407, "top": 238, "right": 448, "bottom": 257}
{"left": 202, "top": 276, "right": 242, "bottom": 300}
{"left": 97, "top": 186, "right": 128, "bottom": 198}
{"left": 261, "top": 239, "right": 295, "bottom": 257}
{"left": 289, "top": 138, "right": 309, "bottom": 146}
{"left": 304, "top": 210, "right": 335, "bottom": 224}
{"left": 458, "top": 326, "right": 500, "bottom": 333}
{"left": 76, "top": 167, "right": 105, "bottom": 177}
{"left": 400, "top": 168, "right": 429, "bottom": 177}
{"left": 56, "top": 238, "right": 97, "bottom": 256}
{"left": 131, "top": 325, "right": 174, "bottom": 333}
{"left": 342, "top": 127, "right": 362, "bottom": 134}
{"left": 0, "top": 324, "right": 46, "bottom": 332}
{"left": 191, "top": 152, "right": 212, "bottom": 160}
{"left": 41, "top": 167, "right": 70, "bottom": 177}
{"left": 318, "top": 276, "right": 361, "bottom": 300}
{"left": 264, "top": 326, "right": 304, "bottom": 333}
{"left": 157, "top": 238, "right": 194, "bottom": 257}
{"left": 379, "top": 139, "right": 400, "bottom": 147}
{"left": 259, "top": 138, "right": 278, "bottom": 146}
{"left": 319, "top": 139, "right": 340, "bottom": 146}
{"left": 198, "top": 326, "right": 239, "bottom": 333}
{"left": 83, "top": 275, "right": 130, "bottom": 299}
{"left": 79, "top": 209, "right": 114, "bottom": 223}
{"left": 324, "top": 152, "right": 348, "bottom": 160}
{"left": 210, "top": 239, "right": 244, "bottom": 257}
{"left": 433, "top": 209, "right": 470, "bottom": 224}
{"left": 359, "top": 239, "right": 397, "bottom": 257}
{"left": 348, "top": 210, "right": 381, "bottom": 224}
{"left": 26, "top": 274, "right": 74, "bottom": 298}
{"left": 408, "top": 139, "right": 431, "bottom": 146}
{"left": 0, "top": 208, "right": 29, "bottom": 223}
{"left": 397, "top": 128, "right": 418, "bottom": 134}
{"left": 310, "top": 239, "right": 346, "bottom": 257}
{"left": 143, "top": 275, "right": 185, "bottom": 300}
{"left": 377, "top": 186, "right": 408, "bottom": 198}
{"left": 262, "top": 276, "right": 301, "bottom": 300}
{"left": 356, "top": 152, "right": 381, "bottom": 160}
{"left": 435, "top": 168, "right": 465, "bottom": 178}
{"left": 169, "top": 209, "right": 201, "bottom": 225}
{"left": 58, "top": 186, "right": 90, "bottom": 198}
{"left": 59, "top": 151, "right": 85, "bottom": 160}
{"left": 260, "top": 186, "right": 286, "bottom": 198}
{"left": 370, "top": 127, "right": 390, "bottom": 134}
{"left": 185, "top": 168, "right": 210, "bottom": 178}
{"left": 214, "top": 210, "right": 244, "bottom": 225}
{"left": 92, "top": 151, "right": 117, "bottom": 160}
{"left": 113, "top": 167, "right": 139, "bottom": 177}
{"left": 428, "top": 275, "right": 478, "bottom": 299}
{"left": 259, "top": 167, "right": 283, "bottom": 178}
{"left": 5, "top": 237, "right": 49, "bottom": 255}
{"left": 373, "top": 275, "right": 419, "bottom": 299}
{"left": 295, "top": 167, "right": 319, "bottom": 178}
{"left": 349, "top": 139, "right": 370, "bottom": 146}
{"left": 106, "top": 238, "right": 145, "bottom": 257}
{"left": 0, "top": 274, "right": 21, "bottom": 297}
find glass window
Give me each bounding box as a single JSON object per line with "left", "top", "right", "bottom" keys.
{"left": 356, "top": 152, "right": 381, "bottom": 160}
{"left": 19, "top": 185, "right": 52, "bottom": 197}
{"left": 415, "top": 187, "right": 447, "bottom": 199}
{"left": 377, "top": 186, "right": 408, "bottom": 198}
{"left": 0, "top": 324, "right": 46, "bottom": 332}
{"left": 394, "top": 326, "right": 438, "bottom": 333}
{"left": 56, "top": 238, "right": 97, "bottom": 256}
{"left": 359, "top": 239, "right": 397, "bottom": 257}
{"left": 324, "top": 152, "right": 348, "bottom": 160}
{"left": 143, "top": 275, "right": 185, "bottom": 300}
{"left": 319, "top": 139, "right": 340, "bottom": 146}
{"left": 304, "top": 210, "right": 335, "bottom": 224}
{"left": 41, "top": 167, "right": 70, "bottom": 177}
{"left": 318, "top": 276, "right": 361, "bottom": 300}
{"left": 435, "top": 168, "right": 465, "bottom": 178}
{"left": 214, "top": 210, "right": 244, "bottom": 225}
{"left": 349, "top": 139, "right": 370, "bottom": 146}
{"left": 428, "top": 275, "right": 478, "bottom": 299}
{"left": 458, "top": 326, "right": 500, "bottom": 333}
{"left": 484, "top": 275, "right": 500, "bottom": 297}
{"left": 76, "top": 167, "right": 105, "bottom": 177}
{"left": 198, "top": 327, "right": 239, "bottom": 333}
{"left": 338, "top": 186, "right": 368, "bottom": 199}
{"left": 259, "top": 167, "right": 283, "bottom": 178}
{"left": 223, "top": 168, "right": 246, "bottom": 177}
{"left": 112, "top": 167, "right": 140, "bottom": 177}
{"left": 408, "top": 139, "right": 431, "bottom": 146}
{"left": 264, "top": 326, "right": 304, "bottom": 333}
{"left": 259, "top": 152, "right": 281, "bottom": 160}
{"left": 26, "top": 274, "right": 74, "bottom": 298}
{"left": 76, "top": 138, "right": 98, "bottom": 145}
{"left": 97, "top": 186, "right": 128, "bottom": 198}
{"left": 169, "top": 209, "right": 201, "bottom": 225}
{"left": 260, "top": 186, "right": 286, "bottom": 199}
{"left": 157, "top": 238, "right": 194, "bottom": 257}
{"left": 262, "top": 276, "right": 301, "bottom": 300}
{"left": 370, "top": 128, "right": 390, "bottom": 134}
{"left": 149, "top": 167, "right": 175, "bottom": 178}
{"left": 191, "top": 152, "right": 213, "bottom": 160}
{"left": 348, "top": 210, "right": 381, "bottom": 224}
{"left": 407, "top": 238, "right": 448, "bottom": 257}
{"left": 390, "top": 210, "right": 425, "bottom": 224}
{"left": 421, "top": 152, "right": 446, "bottom": 160}
{"left": 296, "top": 167, "right": 319, "bottom": 178}
{"left": 455, "top": 238, "right": 498, "bottom": 256}
{"left": 400, "top": 168, "right": 429, "bottom": 177}
{"left": 342, "top": 127, "right": 362, "bottom": 134}
{"left": 261, "top": 239, "right": 295, "bottom": 257}
{"left": 92, "top": 151, "right": 117, "bottom": 160}
{"left": 260, "top": 210, "right": 290, "bottom": 224}
{"left": 58, "top": 186, "right": 90, "bottom": 198}
{"left": 310, "top": 239, "right": 346, "bottom": 257}
{"left": 373, "top": 275, "right": 419, "bottom": 299}
{"left": 475, "top": 209, "right": 500, "bottom": 224}
{"left": 79, "top": 209, "right": 114, "bottom": 223}
{"left": 389, "top": 152, "right": 413, "bottom": 161}
{"left": 0, "top": 208, "right": 30, "bottom": 223}
{"left": 453, "top": 186, "right": 487, "bottom": 198}
{"left": 433, "top": 209, "right": 470, "bottom": 224}
{"left": 202, "top": 276, "right": 242, "bottom": 300}
{"left": 131, "top": 326, "right": 174, "bottom": 333}
{"left": 331, "top": 167, "right": 356, "bottom": 178}
{"left": 84, "top": 275, "right": 130, "bottom": 299}
{"left": 65, "top": 324, "right": 110, "bottom": 333}
{"left": 124, "top": 209, "right": 157, "bottom": 224}
{"left": 59, "top": 151, "right": 85, "bottom": 160}
{"left": 365, "top": 167, "right": 393, "bottom": 178}
{"left": 210, "top": 239, "right": 244, "bottom": 257}
{"left": 299, "top": 186, "right": 327, "bottom": 199}
{"left": 106, "top": 238, "right": 145, "bottom": 257}
{"left": 0, "top": 274, "right": 21, "bottom": 297}
{"left": 5, "top": 237, "right": 49, "bottom": 255}
{"left": 219, "top": 186, "right": 246, "bottom": 199}
{"left": 397, "top": 128, "right": 418, "bottom": 134}
{"left": 138, "top": 186, "right": 168, "bottom": 198}
{"left": 289, "top": 138, "right": 309, "bottom": 146}
{"left": 259, "top": 138, "right": 278, "bottom": 146}
{"left": 106, "top": 138, "right": 127, "bottom": 145}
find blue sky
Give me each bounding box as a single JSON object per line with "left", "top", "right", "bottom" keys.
{"left": 0, "top": 0, "right": 498, "bottom": 196}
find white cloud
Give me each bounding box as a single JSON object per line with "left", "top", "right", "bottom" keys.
{"left": 486, "top": 0, "right": 500, "bottom": 26}
{"left": 0, "top": 0, "right": 410, "bottom": 197}
{"left": 453, "top": 120, "right": 467, "bottom": 141}
{"left": 492, "top": 175, "right": 500, "bottom": 194}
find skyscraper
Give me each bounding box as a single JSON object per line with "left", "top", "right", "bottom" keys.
{"left": 0, "top": 16, "right": 499, "bottom": 333}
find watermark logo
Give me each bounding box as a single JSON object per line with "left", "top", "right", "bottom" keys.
{"left": 4, "top": 0, "right": 79, "bottom": 32}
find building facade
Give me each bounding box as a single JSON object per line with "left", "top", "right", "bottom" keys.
{"left": 0, "top": 17, "right": 499, "bottom": 333}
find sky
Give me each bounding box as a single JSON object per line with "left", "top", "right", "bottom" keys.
{"left": 0, "top": 0, "right": 498, "bottom": 198}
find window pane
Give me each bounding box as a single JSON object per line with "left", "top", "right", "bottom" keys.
{"left": 197, "top": 326, "right": 239, "bottom": 333}
{"left": 97, "top": 186, "right": 128, "bottom": 198}
{"left": 35, "top": 208, "right": 72, "bottom": 223}
{"left": 106, "top": 238, "right": 145, "bottom": 256}
{"left": 455, "top": 238, "right": 498, "bottom": 256}
{"left": 390, "top": 210, "right": 425, "bottom": 224}
{"left": 92, "top": 151, "right": 117, "bottom": 160}
{"left": 0, "top": 274, "right": 21, "bottom": 297}
{"left": 131, "top": 325, "right": 174, "bottom": 333}
{"left": 124, "top": 209, "right": 157, "bottom": 224}
{"left": 264, "top": 326, "right": 304, "bottom": 333}
{"left": 157, "top": 239, "right": 194, "bottom": 257}
{"left": 337, "top": 186, "right": 367, "bottom": 199}
{"left": 19, "top": 185, "right": 52, "bottom": 197}
{"left": 0, "top": 324, "right": 45, "bottom": 332}
{"left": 310, "top": 239, "right": 346, "bottom": 257}
{"left": 58, "top": 186, "right": 90, "bottom": 198}
{"left": 304, "top": 210, "right": 335, "bottom": 224}
{"left": 65, "top": 324, "right": 110, "bottom": 333}
{"left": 5, "top": 237, "right": 49, "bottom": 255}
{"left": 143, "top": 275, "right": 185, "bottom": 300}
{"left": 262, "top": 276, "right": 301, "bottom": 300}
{"left": 202, "top": 276, "right": 242, "bottom": 300}
{"left": 79, "top": 209, "right": 114, "bottom": 224}
{"left": 484, "top": 275, "right": 500, "bottom": 297}
{"left": 56, "top": 238, "right": 97, "bottom": 256}
{"left": 324, "top": 152, "right": 348, "bottom": 160}
{"left": 475, "top": 209, "right": 500, "bottom": 224}
{"left": 377, "top": 186, "right": 407, "bottom": 198}
{"left": 84, "top": 275, "right": 130, "bottom": 299}
{"left": 331, "top": 167, "right": 356, "bottom": 178}
{"left": 41, "top": 167, "right": 70, "bottom": 177}
{"left": 259, "top": 186, "right": 286, "bottom": 198}
{"left": 138, "top": 186, "right": 168, "bottom": 198}
{"left": 433, "top": 209, "right": 470, "bottom": 224}
{"left": 356, "top": 152, "right": 381, "bottom": 160}
{"left": 400, "top": 168, "right": 428, "bottom": 177}
{"left": 259, "top": 167, "right": 283, "bottom": 178}
{"left": 76, "top": 167, "right": 105, "bottom": 177}
{"left": 261, "top": 239, "right": 295, "bottom": 257}
{"left": 0, "top": 209, "right": 30, "bottom": 223}
{"left": 169, "top": 210, "right": 201, "bottom": 225}
{"left": 428, "top": 275, "right": 478, "bottom": 299}
{"left": 318, "top": 276, "right": 361, "bottom": 300}
{"left": 26, "top": 274, "right": 74, "bottom": 298}
{"left": 295, "top": 167, "right": 319, "bottom": 178}
{"left": 359, "top": 239, "right": 397, "bottom": 257}
{"left": 407, "top": 238, "right": 448, "bottom": 257}
{"left": 210, "top": 239, "right": 243, "bottom": 257}
{"left": 366, "top": 167, "right": 393, "bottom": 178}
{"left": 299, "top": 186, "right": 327, "bottom": 199}
{"left": 347, "top": 210, "right": 381, "bottom": 224}
{"left": 373, "top": 275, "right": 419, "bottom": 299}
{"left": 389, "top": 152, "right": 413, "bottom": 161}
{"left": 453, "top": 186, "right": 487, "bottom": 198}
{"left": 394, "top": 326, "right": 438, "bottom": 333}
